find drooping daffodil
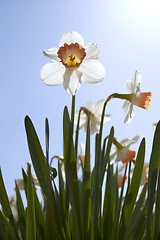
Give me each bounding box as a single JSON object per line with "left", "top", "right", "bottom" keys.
{"left": 75, "top": 99, "right": 111, "bottom": 135}
{"left": 110, "top": 135, "right": 140, "bottom": 165}
{"left": 40, "top": 31, "right": 105, "bottom": 95}
{"left": 123, "top": 71, "right": 151, "bottom": 123}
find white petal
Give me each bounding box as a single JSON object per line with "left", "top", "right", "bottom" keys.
{"left": 110, "top": 151, "right": 117, "bottom": 164}
{"left": 59, "top": 31, "right": 84, "bottom": 47}
{"left": 80, "top": 142, "right": 85, "bottom": 155}
{"left": 120, "top": 138, "right": 130, "bottom": 146}
{"left": 116, "top": 145, "right": 130, "bottom": 162}
{"left": 103, "top": 114, "right": 111, "bottom": 123}
{"left": 92, "top": 99, "right": 105, "bottom": 114}
{"left": 90, "top": 117, "right": 100, "bottom": 134}
{"left": 124, "top": 101, "right": 134, "bottom": 123}
{"left": 86, "top": 102, "right": 92, "bottom": 110}
{"left": 118, "top": 164, "right": 126, "bottom": 173}
{"left": 79, "top": 60, "right": 105, "bottom": 83}
{"left": 43, "top": 47, "right": 59, "bottom": 61}
{"left": 124, "top": 109, "right": 134, "bottom": 124}
{"left": 74, "top": 111, "right": 87, "bottom": 128}
{"left": 63, "top": 69, "right": 82, "bottom": 95}
{"left": 84, "top": 43, "right": 99, "bottom": 60}
{"left": 123, "top": 100, "right": 130, "bottom": 112}
{"left": 133, "top": 70, "right": 142, "bottom": 87}
{"left": 40, "top": 62, "right": 65, "bottom": 86}
{"left": 131, "top": 135, "right": 140, "bottom": 144}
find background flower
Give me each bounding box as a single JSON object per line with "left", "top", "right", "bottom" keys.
{"left": 75, "top": 99, "right": 111, "bottom": 135}
{"left": 123, "top": 71, "right": 151, "bottom": 123}
{"left": 110, "top": 135, "right": 140, "bottom": 164}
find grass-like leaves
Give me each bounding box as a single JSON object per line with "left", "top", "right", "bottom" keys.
{"left": 1, "top": 117, "right": 160, "bottom": 239}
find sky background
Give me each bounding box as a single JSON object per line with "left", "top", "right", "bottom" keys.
{"left": 1, "top": 0, "right": 160, "bottom": 197}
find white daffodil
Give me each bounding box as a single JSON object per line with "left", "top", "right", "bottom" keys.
{"left": 77, "top": 143, "right": 85, "bottom": 171}
{"left": 140, "top": 162, "right": 149, "bottom": 186}
{"left": 75, "top": 99, "right": 111, "bottom": 135}
{"left": 123, "top": 71, "right": 151, "bottom": 123}
{"left": 110, "top": 135, "right": 140, "bottom": 165}
{"left": 9, "top": 196, "right": 18, "bottom": 221}
{"left": 130, "top": 162, "right": 149, "bottom": 186}
{"left": 40, "top": 31, "right": 105, "bottom": 95}
{"left": 16, "top": 174, "right": 40, "bottom": 191}
{"left": 117, "top": 174, "right": 127, "bottom": 188}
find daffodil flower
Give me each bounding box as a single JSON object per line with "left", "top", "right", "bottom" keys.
{"left": 75, "top": 99, "right": 111, "bottom": 135}
{"left": 140, "top": 162, "right": 149, "bottom": 186}
{"left": 40, "top": 31, "right": 105, "bottom": 95}
{"left": 16, "top": 174, "right": 40, "bottom": 190}
{"left": 117, "top": 174, "right": 127, "bottom": 188}
{"left": 130, "top": 162, "right": 149, "bottom": 186}
{"left": 123, "top": 71, "right": 151, "bottom": 123}
{"left": 77, "top": 143, "right": 85, "bottom": 171}
{"left": 110, "top": 135, "right": 140, "bottom": 164}
{"left": 9, "top": 196, "right": 18, "bottom": 221}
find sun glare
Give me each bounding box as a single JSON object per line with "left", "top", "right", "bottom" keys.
{"left": 130, "top": 0, "right": 160, "bottom": 26}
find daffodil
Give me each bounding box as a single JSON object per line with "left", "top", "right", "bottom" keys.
{"left": 110, "top": 135, "right": 140, "bottom": 164}
{"left": 40, "top": 31, "right": 105, "bottom": 95}
{"left": 117, "top": 174, "right": 127, "bottom": 188}
{"left": 123, "top": 71, "right": 151, "bottom": 123}
{"left": 75, "top": 99, "right": 111, "bottom": 135}
{"left": 16, "top": 174, "right": 40, "bottom": 190}
{"left": 140, "top": 162, "right": 149, "bottom": 186}
{"left": 77, "top": 143, "right": 85, "bottom": 171}
{"left": 9, "top": 196, "right": 18, "bottom": 221}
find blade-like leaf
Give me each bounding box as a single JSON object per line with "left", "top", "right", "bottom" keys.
{"left": 0, "top": 210, "right": 15, "bottom": 239}
{"left": 15, "top": 182, "right": 26, "bottom": 239}
{"left": 123, "top": 183, "right": 148, "bottom": 240}
{"left": 154, "top": 168, "right": 160, "bottom": 239}
{"left": 26, "top": 166, "right": 36, "bottom": 240}
{"left": 0, "top": 168, "right": 19, "bottom": 239}
{"left": 63, "top": 106, "right": 82, "bottom": 240}
{"left": 82, "top": 113, "right": 91, "bottom": 239}
{"left": 102, "top": 163, "right": 114, "bottom": 239}
{"left": 25, "top": 116, "right": 46, "bottom": 193}
{"left": 46, "top": 159, "right": 58, "bottom": 239}
{"left": 146, "top": 121, "right": 160, "bottom": 239}
{"left": 119, "top": 138, "right": 145, "bottom": 239}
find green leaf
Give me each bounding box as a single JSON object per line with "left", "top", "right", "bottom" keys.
{"left": 113, "top": 163, "right": 128, "bottom": 240}
{"left": 63, "top": 106, "right": 82, "bottom": 240}
{"left": 119, "top": 138, "right": 145, "bottom": 239}
{"left": 123, "top": 183, "right": 148, "bottom": 240}
{"left": 133, "top": 200, "right": 147, "bottom": 239}
{"left": 15, "top": 183, "right": 26, "bottom": 239}
{"left": 33, "top": 187, "right": 46, "bottom": 239}
{"left": 45, "top": 118, "right": 49, "bottom": 162}
{"left": 102, "top": 163, "right": 114, "bottom": 239}
{"left": 26, "top": 165, "right": 36, "bottom": 240}
{"left": 0, "top": 210, "right": 15, "bottom": 239}
{"left": 82, "top": 113, "right": 91, "bottom": 239}
{"left": 146, "top": 121, "right": 160, "bottom": 239}
{"left": 50, "top": 167, "right": 57, "bottom": 179}
{"left": 22, "top": 167, "right": 46, "bottom": 239}
{"left": 154, "top": 168, "right": 160, "bottom": 239}
{"left": 46, "top": 159, "right": 58, "bottom": 239}
{"left": 100, "top": 126, "right": 114, "bottom": 187}
{"left": 25, "top": 116, "right": 46, "bottom": 193}
{"left": 0, "top": 169, "right": 19, "bottom": 239}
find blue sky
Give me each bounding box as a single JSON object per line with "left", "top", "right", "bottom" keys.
{"left": 1, "top": 0, "right": 160, "bottom": 196}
